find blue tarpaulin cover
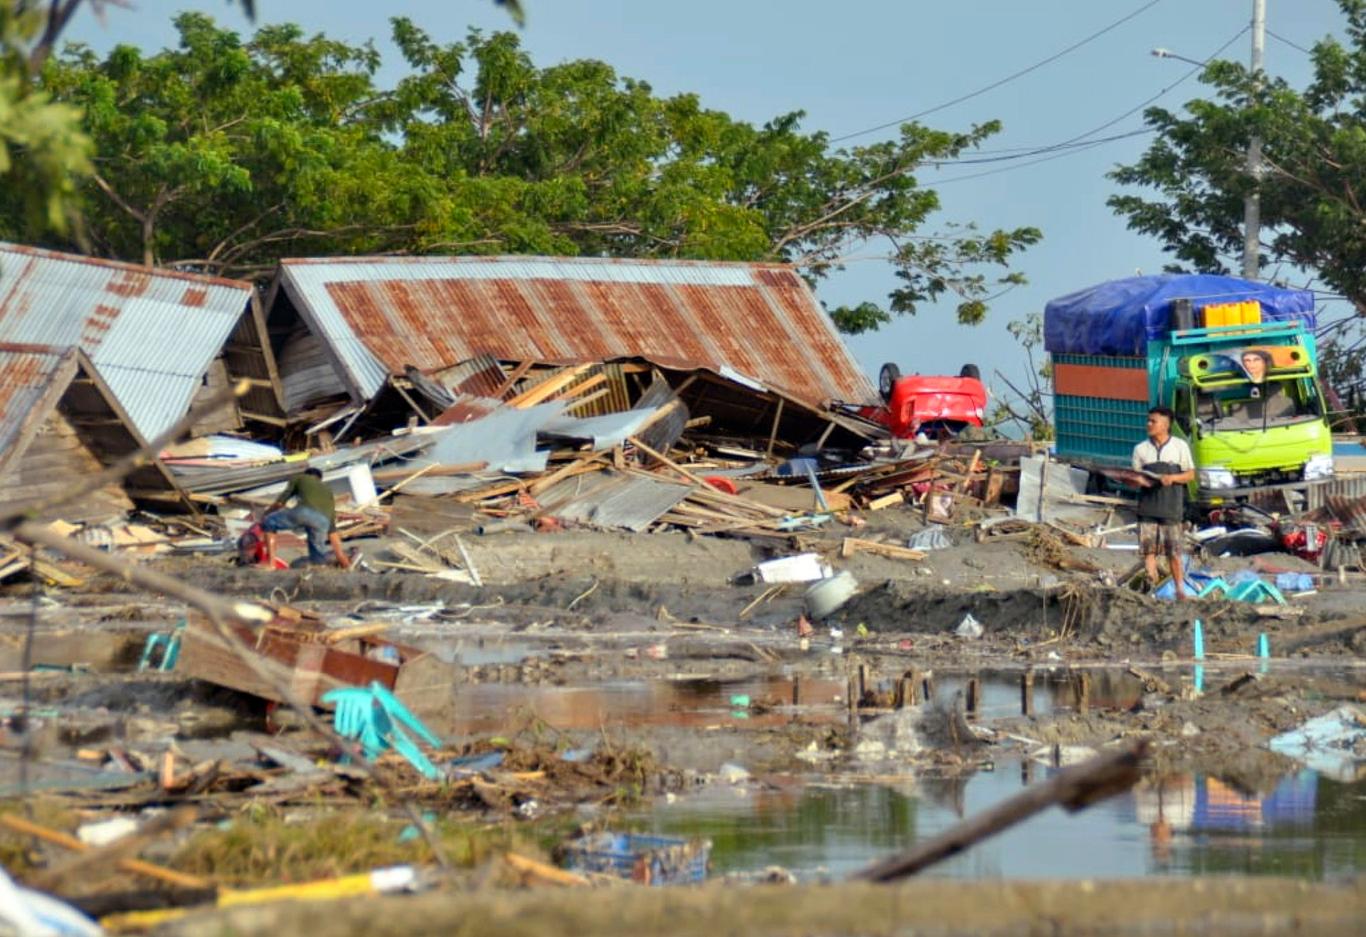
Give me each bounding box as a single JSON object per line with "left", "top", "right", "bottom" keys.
{"left": 1044, "top": 274, "right": 1316, "bottom": 356}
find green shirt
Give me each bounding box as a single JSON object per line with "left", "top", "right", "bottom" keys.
{"left": 281, "top": 474, "right": 336, "bottom": 530}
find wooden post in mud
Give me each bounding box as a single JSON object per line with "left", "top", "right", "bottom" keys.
{"left": 791, "top": 675, "right": 800, "bottom": 708}
{"left": 1074, "top": 672, "right": 1092, "bottom": 715}
{"left": 1021, "top": 671, "right": 1035, "bottom": 717}
{"left": 853, "top": 740, "right": 1150, "bottom": 882}
{"left": 895, "top": 669, "right": 921, "bottom": 709}
{"left": 965, "top": 676, "right": 981, "bottom": 720}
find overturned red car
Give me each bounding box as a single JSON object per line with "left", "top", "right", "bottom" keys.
{"left": 836, "top": 362, "right": 988, "bottom": 440}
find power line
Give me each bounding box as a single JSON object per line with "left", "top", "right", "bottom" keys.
{"left": 933, "top": 128, "right": 1153, "bottom": 168}
{"left": 830, "top": 0, "right": 1166, "bottom": 143}
{"left": 1267, "top": 28, "right": 1311, "bottom": 55}
{"left": 923, "top": 25, "right": 1249, "bottom": 184}
{"left": 929, "top": 134, "right": 1147, "bottom": 186}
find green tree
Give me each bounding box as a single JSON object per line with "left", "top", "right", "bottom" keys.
{"left": 1108, "top": 0, "right": 1366, "bottom": 315}
{"left": 16, "top": 14, "right": 1040, "bottom": 330}
{"left": 34, "top": 14, "right": 439, "bottom": 270}
{"left": 385, "top": 20, "right": 1039, "bottom": 326}
{"left": 0, "top": 1, "right": 93, "bottom": 236}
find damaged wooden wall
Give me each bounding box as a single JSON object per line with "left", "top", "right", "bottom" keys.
{"left": 0, "top": 408, "right": 134, "bottom": 523}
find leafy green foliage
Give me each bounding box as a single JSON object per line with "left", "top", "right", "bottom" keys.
{"left": 1108, "top": 0, "right": 1366, "bottom": 315}
{"left": 0, "top": 2, "right": 93, "bottom": 235}
{"left": 8, "top": 12, "right": 1039, "bottom": 331}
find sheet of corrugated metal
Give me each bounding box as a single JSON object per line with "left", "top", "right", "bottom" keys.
{"left": 0, "top": 243, "right": 252, "bottom": 438}
{"left": 275, "top": 256, "right": 875, "bottom": 409}
{"left": 0, "top": 346, "right": 70, "bottom": 463}
{"left": 537, "top": 470, "right": 691, "bottom": 532}
{"left": 1307, "top": 475, "right": 1366, "bottom": 511}
{"left": 431, "top": 354, "right": 507, "bottom": 399}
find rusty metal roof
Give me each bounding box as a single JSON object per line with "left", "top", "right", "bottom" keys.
{"left": 0, "top": 345, "right": 75, "bottom": 475}
{"left": 0, "top": 243, "right": 253, "bottom": 439}
{"left": 273, "top": 256, "right": 875, "bottom": 408}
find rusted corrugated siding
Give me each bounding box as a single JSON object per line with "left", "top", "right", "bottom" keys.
{"left": 0, "top": 243, "right": 253, "bottom": 438}
{"left": 0, "top": 346, "right": 70, "bottom": 465}
{"left": 276, "top": 257, "right": 875, "bottom": 408}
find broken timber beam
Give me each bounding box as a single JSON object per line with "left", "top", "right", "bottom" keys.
{"left": 866, "top": 491, "right": 905, "bottom": 511}
{"left": 506, "top": 364, "right": 593, "bottom": 408}
{"left": 840, "top": 537, "right": 926, "bottom": 562}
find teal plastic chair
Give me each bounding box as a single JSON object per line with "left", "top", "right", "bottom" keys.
{"left": 1195, "top": 578, "right": 1232, "bottom": 599}
{"left": 137, "top": 619, "right": 185, "bottom": 672}
{"left": 1228, "top": 579, "right": 1286, "bottom": 605}
{"left": 322, "top": 681, "right": 444, "bottom": 781}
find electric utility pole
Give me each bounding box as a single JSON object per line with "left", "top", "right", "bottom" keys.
{"left": 1243, "top": 0, "right": 1266, "bottom": 280}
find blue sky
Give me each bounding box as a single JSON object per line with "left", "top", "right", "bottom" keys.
{"left": 69, "top": 1, "right": 1351, "bottom": 413}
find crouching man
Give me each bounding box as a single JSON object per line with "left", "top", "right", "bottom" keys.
{"left": 261, "top": 468, "right": 351, "bottom": 569}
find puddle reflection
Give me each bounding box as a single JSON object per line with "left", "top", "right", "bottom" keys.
{"left": 634, "top": 767, "right": 1366, "bottom": 881}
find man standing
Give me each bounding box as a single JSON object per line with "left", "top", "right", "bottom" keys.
{"left": 1133, "top": 407, "right": 1195, "bottom": 598}
{"left": 261, "top": 468, "right": 351, "bottom": 569}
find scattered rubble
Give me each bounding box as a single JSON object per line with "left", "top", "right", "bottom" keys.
{"left": 0, "top": 245, "right": 1362, "bottom": 933}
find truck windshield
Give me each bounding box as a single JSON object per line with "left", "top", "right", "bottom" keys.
{"left": 1194, "top": 377, "right": 1322, "bottom": 433}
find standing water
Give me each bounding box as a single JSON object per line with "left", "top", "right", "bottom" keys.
{"left": 635, "top": 767, "right": 1365, "bottom": 881}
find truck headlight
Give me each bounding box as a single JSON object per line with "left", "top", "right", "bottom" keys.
{"left": 1198, "top": 468, "right": 1237, "bottom": 490}
{"left": 1304, "top": 454, "right": 1335, "bottom": 481}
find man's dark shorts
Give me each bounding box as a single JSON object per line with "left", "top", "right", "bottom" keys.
{"left": 1139, "top": 520, "right": 1183, "bottom": 556}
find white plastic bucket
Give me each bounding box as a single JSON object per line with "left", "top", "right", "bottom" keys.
{"left": 805, "top": 571, "right": 859, "bottom": 619}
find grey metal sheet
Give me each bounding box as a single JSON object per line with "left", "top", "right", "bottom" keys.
{"left": 0, "top": 243, "right": 252, "bottom": 438}
{"left": 426, "top": 400, "right": 562, "bottom": 473}
{"left": 542, "top": 406, "right": 661, "bottom": 451}
{"left": 538, "top": 471, "right": 690, "bottom": 532}
{"left": 1307, "top": 474, "right": 1366, "bottom": 511}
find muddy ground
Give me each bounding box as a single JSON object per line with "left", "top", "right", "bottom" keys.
{"left": 0, "top": 498, "right": 1363, "bottom": 933}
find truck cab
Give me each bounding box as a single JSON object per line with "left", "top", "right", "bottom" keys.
{"left": 1164, "top": 330, "right": 1334, "bottom": 497}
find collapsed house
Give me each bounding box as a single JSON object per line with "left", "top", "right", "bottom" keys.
{"left": 0, "top": 243, "right": 282, "bottom": 440}
{"left": 260, "top": 256, "right": 878, "bottom": 451}
{"left": 0, "top": 344, "right": 190, "bottom": 525}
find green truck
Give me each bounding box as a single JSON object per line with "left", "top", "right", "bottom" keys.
{"left": 1044, "top": 274, "right": 1333, "bottom": 505}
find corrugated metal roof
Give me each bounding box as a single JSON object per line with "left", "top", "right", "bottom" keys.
{"left": 0, "top": 243, "right": 253, "bottom": 438}
{"left": 275, "top": 256, "right": 876, "bottom": 409}
{"left": 538, "top": 470, "right": 691, "bottom": 532}
{"left": 0, "top": 345, "right": 73, "bottom": 471}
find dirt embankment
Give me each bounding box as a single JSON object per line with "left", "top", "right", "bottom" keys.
{"left": 160, "top": 876, "right": 1366, "bottom": 937}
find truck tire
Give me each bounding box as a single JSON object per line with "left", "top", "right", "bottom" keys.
{"left": 879, "top": 362, "right": 901, "bottom": 402}
{"left": 959, "top": 363, "right": 981, "bottom": 381}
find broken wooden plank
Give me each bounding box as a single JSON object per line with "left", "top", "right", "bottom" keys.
{"left": 866, "top": 491, "right": 905, "bottom": 511}
{"left": 840, "top": 537, "right": 926, "bottom": 562}
{"left": 506, "top": 364, "right": 593, "bottom": 408}
{"left": 0, "top": 813, "right": 209, "bottom": 891}
{"left": 528, "top": 452, "right": 609, "bottom": 496}
{"left": 30, "top": 557, "right": 84, "bottom": 588}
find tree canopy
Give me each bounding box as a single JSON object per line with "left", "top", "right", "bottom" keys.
{"left": 1108, "top": 0, "right": 1366, "bottom": 315}
{"left": 0, "top": 1, "right": 94, "bottom": 235}
{"left": 4, "top": 11, "right": 1040, "bottom": 330}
